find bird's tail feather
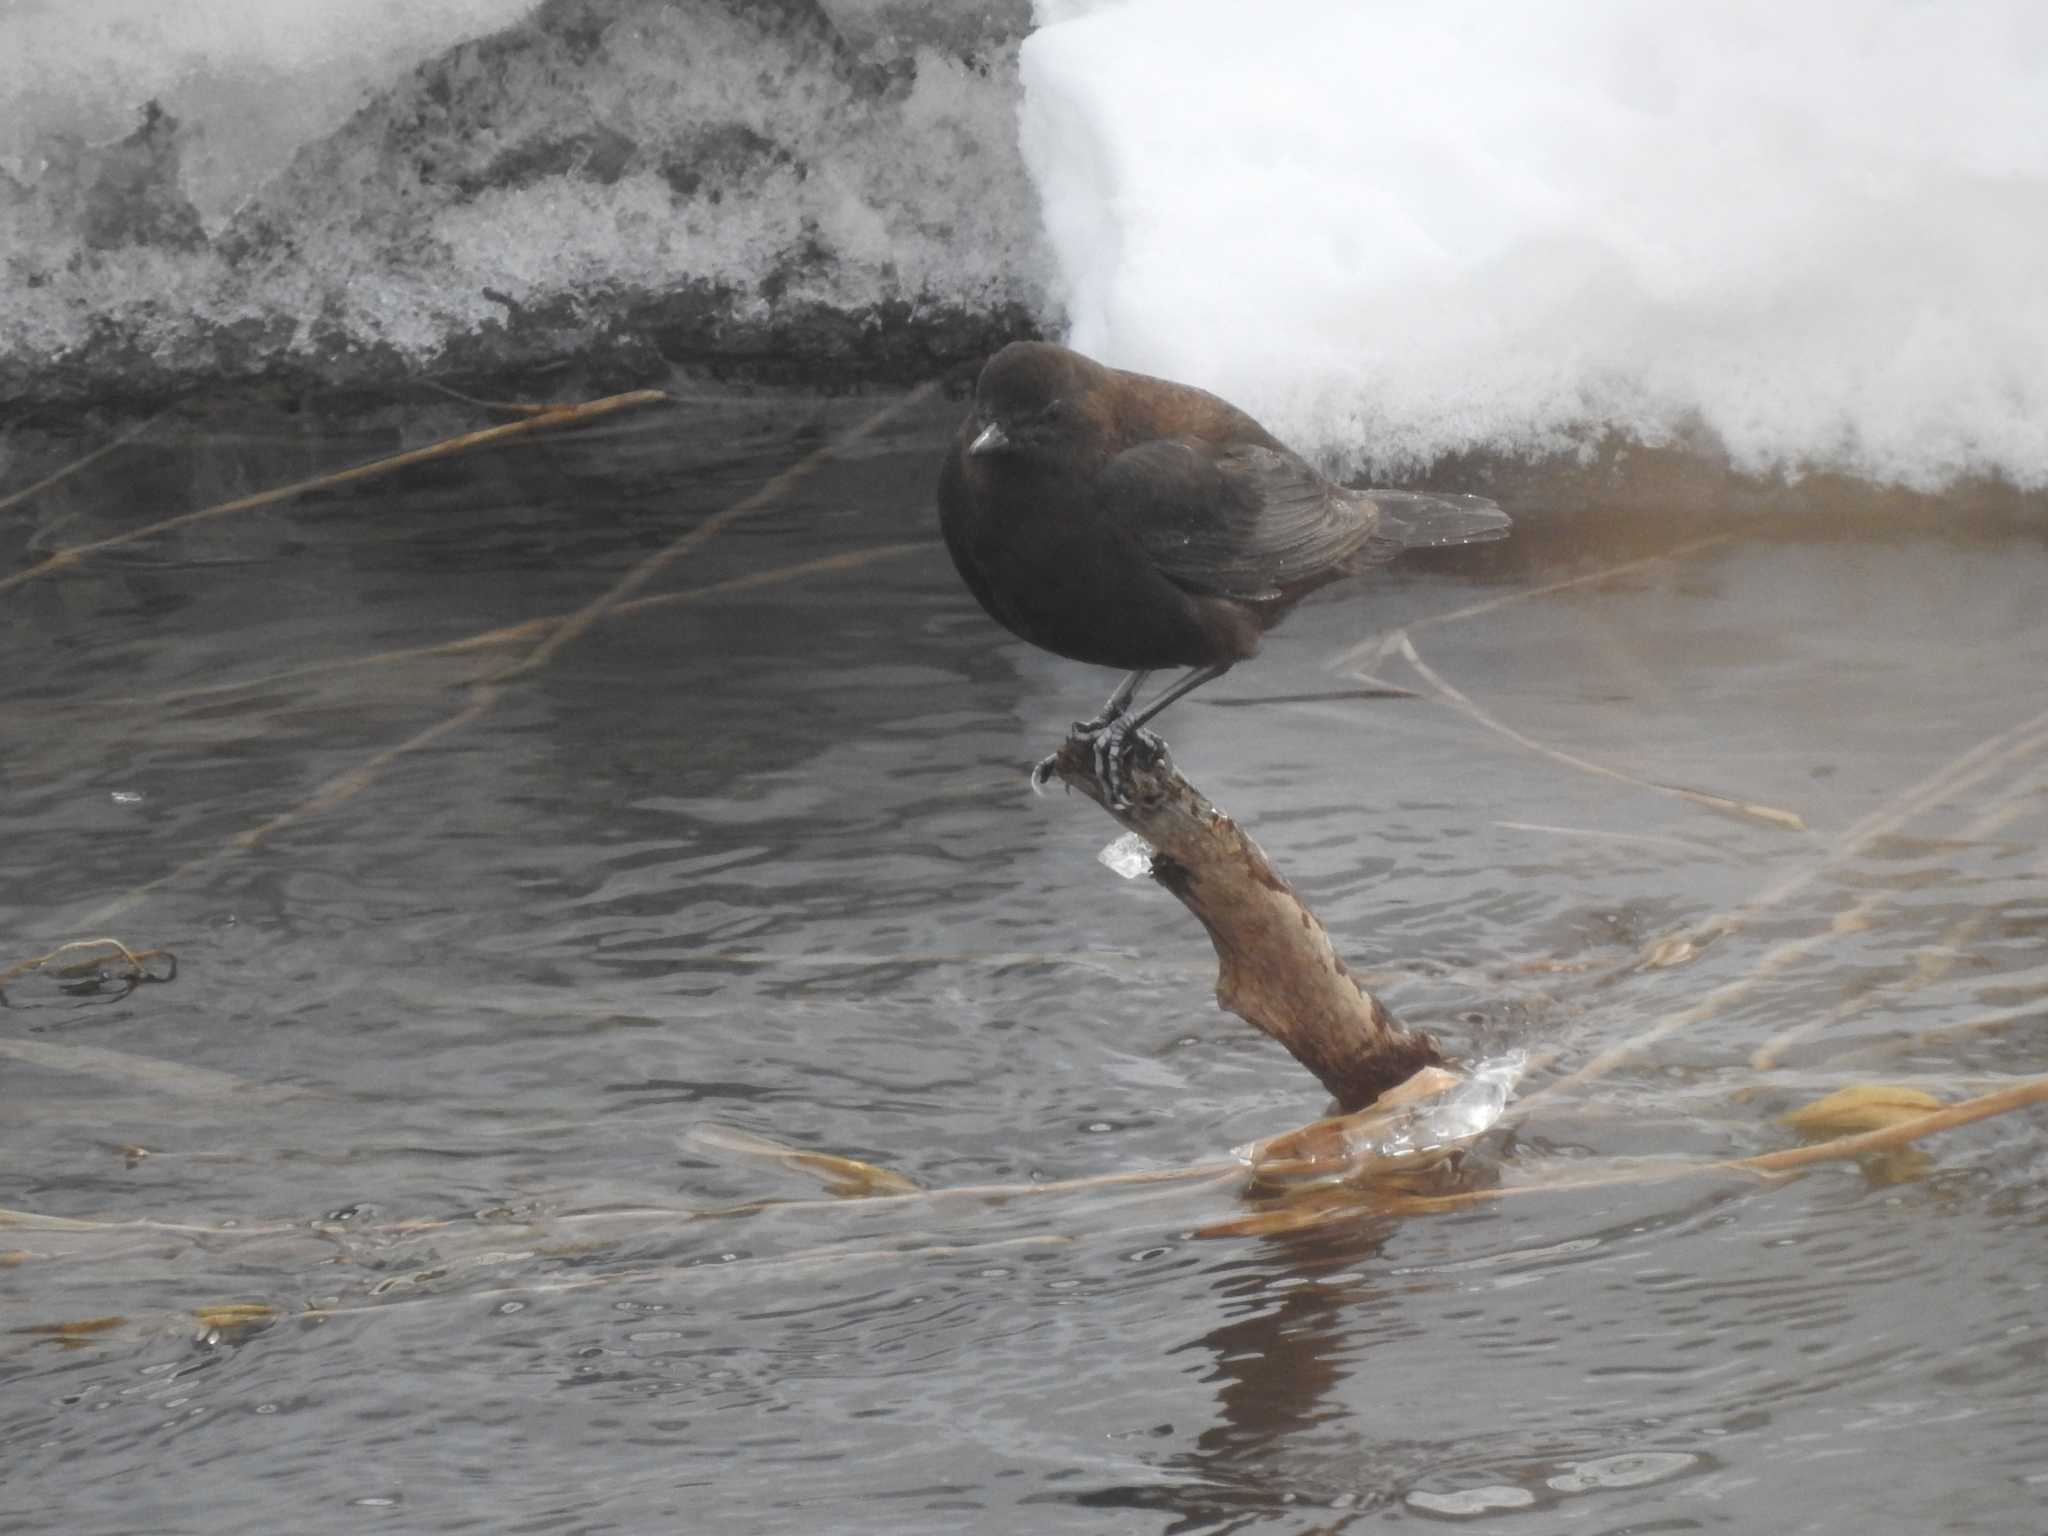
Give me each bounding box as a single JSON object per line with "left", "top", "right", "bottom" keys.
{"left": 1369, "top": 490, "right": 1511, "bottom": 550}
{"left": 1348, "top": 491, "right": 1511, "bottom": 566}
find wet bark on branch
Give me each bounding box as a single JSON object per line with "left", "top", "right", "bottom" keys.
{"left": 1050, "top": 740, "right": 1444, "bottom": 1110}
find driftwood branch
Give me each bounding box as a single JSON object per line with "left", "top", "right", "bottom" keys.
{"left": 1050, "top": 739, "right": 1444, "bottom": 1110}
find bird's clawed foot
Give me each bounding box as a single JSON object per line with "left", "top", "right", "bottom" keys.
{"left": 1029, "top": 714, "right": 1171, "bottom": 808}
{"left": 1094, "top": 716, "right": 1170, "bottom": 808}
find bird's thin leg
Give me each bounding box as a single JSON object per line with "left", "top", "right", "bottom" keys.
{"left": 1122, "top": 663, "right": 1231, "bottom": 735}
{"left": 1075, "top": 669, "right": 1148, "bottom": 734}
{"left": 1089, "top": 662, "right": 1232, "bottom": 806}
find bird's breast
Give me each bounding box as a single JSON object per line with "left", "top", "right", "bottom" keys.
{"left": 941, "top": 467, "right": 1253, "bottom": 671}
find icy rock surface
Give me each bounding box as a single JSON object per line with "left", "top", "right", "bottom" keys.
{"left": 0, "top": 0, "right": 1048, "bottom": 403}
{"left": 1, "top": 0, "right": 543, "bottom": 230}
{"left": 13, "top": 0, "right": 2043, "bottom": 498}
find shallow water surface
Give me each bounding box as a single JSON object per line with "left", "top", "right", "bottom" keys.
{"left": 3, "top": 387, "right": 2047, "bottom": 1533}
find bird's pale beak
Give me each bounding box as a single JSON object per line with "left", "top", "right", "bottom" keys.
{"left": 967, "top": 421, "right": 1010, "bottom": 457}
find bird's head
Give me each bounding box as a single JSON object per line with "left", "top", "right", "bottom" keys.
{"left": 965, "top": 341, "right": 1111, "bottom": 467}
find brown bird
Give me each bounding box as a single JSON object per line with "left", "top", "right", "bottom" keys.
{"left": 938, "top": 341, "right": 1509, "bottom": 803}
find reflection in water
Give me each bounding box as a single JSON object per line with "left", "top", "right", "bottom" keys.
{"left": 1162, "top": 1231, "right": 1397, "bottom": 1526}
{"left": 2, "top": 385, "right": 2047, "bottom": 1533}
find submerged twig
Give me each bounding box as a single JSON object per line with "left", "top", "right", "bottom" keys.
{"left": 1513, "top": 705, "right": 2048, "bottom": 1115}
{"left": 686, "top": 1124, "right": 921, "bottom": 1197}
{"left": 0, "top": 390, "right": 668, "bottom": 598}
{"left": 0, "top": 936, "right": 173, "bottom": 988}
{"left": 1674, "top": 707, "right": 2048, "bottom": 961}
{"left": 141, "top": 541, "right": 937, "bottom": 707}
{"left": 1750, "top": 779, "right": 2048, "bottom": 1069}
{"left": 1284, "top": 1072, "right": 2048, "bottom": 1222}
{"left": 1386, "top": 631, "right": 1807, "bottom": 830}
{"left": 0, "top": 1037, "right": 303, "bottom": 1100}
{"left": 417, "top": 380, "right": 555, "bottom": 416}
{"left": 307, "top": 1234, "right": 1077, "bottom": 1319}
{"left": 1328, "top": 530, "right": 1751, "bottom": 675}
{"left": 1816, "top": 1000, "right": 2048, "bottom": 1069}
{"left": 0, "top": 409, "right": 169, "bottom": 517}
{"left": 64, "top": 385, "right": 941, "bottom": 934}
{"left": 487, "top": 380, "right": 940, "bottom": 684}
{"left": 11, "top": 1071, "right": 2042, "bottom": 1331}
{"left": 1491, "top": 820, "right": 1746, "bottom": 861}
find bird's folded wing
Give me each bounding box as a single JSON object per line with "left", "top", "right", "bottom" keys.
{"left": 1101, "top": 440, "right": 1376, "bottom": 602}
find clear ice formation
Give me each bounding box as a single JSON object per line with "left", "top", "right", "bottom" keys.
{"left": 1365, "top": 1051, "right": 1527, "bottom": 1159}
{"left": 1096, "top": 831, "right": 1154, "bottom": 880}
{"left": 1236, "top": 1050, "right": 1528, "bottom": 1175}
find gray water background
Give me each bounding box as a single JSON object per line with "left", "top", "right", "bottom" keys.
{"left": 3, "top": 383, "right": 2046, "bottom": 1533}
